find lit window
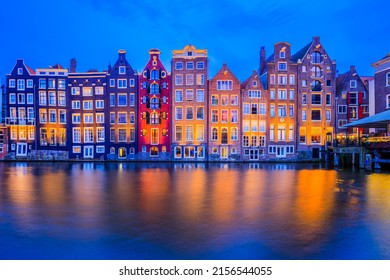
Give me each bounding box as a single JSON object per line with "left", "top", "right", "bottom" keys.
{"left": 217, "top": 80, "right": 233, "bottom": 90}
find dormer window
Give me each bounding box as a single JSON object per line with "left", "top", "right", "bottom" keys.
{"left": 17, "top": 68, "right": 23, "bottom": 75}
{"left": 279, "top": 51, "right": 286, "bottom": 59}
{"left": 187, "top": 51, "right": 193, "bottom": 56}
{"left": 311, "top": 52, "right": 322, "bottom": 63}
{"left": 151, "top": 69, "right": 159, "bottom": 80}
{"left": 350, "top": 80, "right": 357, "bottom": 88}
{"left": 119, "top": 66, "right": 126, "bottom": 74}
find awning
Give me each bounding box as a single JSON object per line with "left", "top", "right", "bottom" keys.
{"left": 342, "top": 110, "right": 390, "bottom": 128}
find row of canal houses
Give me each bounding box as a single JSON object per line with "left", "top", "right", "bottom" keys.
{"left": 2, "top": 37, "right": 372, "bottom": 161}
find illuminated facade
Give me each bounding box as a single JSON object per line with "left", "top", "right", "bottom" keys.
{"left": 335, "top": 66, "right": 370, "bottom": 138}
{"left": 3, "top": 39, "right": 370, "bottom": 162}
{"left": 68, "top": 70, "right": 108, "bottom": 159}
{"left": 295, "top": 37, "right": 336, "bottom": 159}
{"left": 5, "top": 59, "right": 36, "bottom": 158}
{"left": 35, "top": 65, "right": 69, "bottom": 159}
{"left": 171, "top": 45, "right": 208, "bottom": 161}
{"left": 208, "top": 64, "right": 241, "bottom": 160}
{"left": 241, "top": 70, "right": 268, "bottom": 160}
{"left": 138, "top": 49, "right": 171, "bottom": 160}
{"left": 371, "top": 53, "right": 390, "bottom": 114}
{"left": 264, "top": 42, "right": 298, "bottom": 159}
{"left": 107, "top": 50, "right": 138, "bottom": 160}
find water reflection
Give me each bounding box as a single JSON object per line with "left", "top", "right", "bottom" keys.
{"left": 0, "top": 162, "right": 389, "bottom": 259}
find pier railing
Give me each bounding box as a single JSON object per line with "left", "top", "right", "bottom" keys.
{"left": 333, "top": 136, "right": 390, "bottom": 149}
{"left": 364, "top": 136, "right": 390, "bottom": 149}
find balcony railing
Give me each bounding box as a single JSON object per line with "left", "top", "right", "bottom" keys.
{"left": 5, "top": 117, "right": 35, "bottom": 126}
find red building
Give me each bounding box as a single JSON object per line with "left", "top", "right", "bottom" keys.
{"left": 138, "top": 49, "right": 171, "bottom": 160}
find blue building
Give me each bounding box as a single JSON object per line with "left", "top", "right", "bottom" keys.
{"left": 5, "top": 59, "right": 36, "bottom": 158}
{"left": 107, "top": 50, "right": 138, "bottom": 160}
{"left": 35, "top": 64, "right": 69, "bottom": 159}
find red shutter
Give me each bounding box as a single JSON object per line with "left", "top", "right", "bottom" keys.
{"left": 358, "top": 92, "right": 363, "bottom": 118}
{"left": 358, "top": 106, "right": 363, "bottom": 119}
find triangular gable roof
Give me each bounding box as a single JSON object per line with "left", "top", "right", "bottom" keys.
{"left": 211, "top": 63, "right": 240, "bottom": 82}
{"left": 291, "top": 41, "right": 313, "bottom": 62}
{"left": 259, "top": 71, "right": 268, "bottom": 90}
{"left": 343, "top": 110, "right": 390, "bottom": 128}
{"left": 336, "top": 68, "right": 369, "bottom": 94}
{"left": 336, "top": 72, "right": 348, "bottom": 94}
{"left": 25, "top": 64, "right": 36, "bottom": 75}
{"left": 241, "top": 70, "right": 264, "bottom": 90}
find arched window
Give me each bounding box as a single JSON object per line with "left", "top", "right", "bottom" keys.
{"left": 311, "top": 80, "right": 322, "bottom": 92}
{"left": 118, "top": 147, "right": 127, "bottom": 159}
{"left": 312, "top": 66, "right": 322, "bottom": 77}
{"left": 142, "top": 96, "right": 148, "bottom": 104}
{"left": 151, "top": 69, "right": 159, "bottom": 80}
{"left": 151, "top": 83, "right": 159, "bottom": 94}
{"left": 162, "top": 146, "right": 166, "bottom": 152}
{"left": 110, "top": 147, "right": 115, "bottom": 154}
{"left": 221, "top": 128, "right": 228, "bottom": 144}
{"left": 161, "top": 112, "right": 167, "bottom": 119}
{"left": 231, "top": 147, "right": 237, "bottom": 154}
{"left": 150, "top": 112, "right": 159, "bottom": 124}
{"left": 212, "top": 147, "right": 218, "bottom": 154}
{"left": 162, "top": 96, "right": 167, "bottom": 103}
{"left": 212, "top": 128, "right": 218, "bottom": 141}
{"left": 150, "top": 97, "right": 160, "bottom": 109}
{"left": 162, "top": 82, "right": 167, "bottom": 88}
{"left": 129, "top": 147, "right": 135, "bottom": 154}
{"left": 142, "top": 145, "right": 146, "bottom": 152}
{"left": 311, "top": 51, "right": 322, "bottom": 63}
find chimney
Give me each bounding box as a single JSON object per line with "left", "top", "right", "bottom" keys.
{"left": 118, "top": 49, "right": 126, "bottom": 60}
{"left": 313, "top": 36, "right": 320, "bottom": 44}
{"left": 350, "top": 65, "right": 356, "bottom": 73}
{"left": 259, "top": 46, "right": 266, "bottom": 75}
{"left": 70, "top": 58, "right": 76, "bottom": 73}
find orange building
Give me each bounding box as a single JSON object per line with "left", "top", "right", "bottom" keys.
{"left": 295, "top": 37, "right": 336, "bottom": 159}
{"left": 241, "top": 70, "right": 268, "bottom": 160}
{"left": 208, "top": 64, "right": 241, "bottom": 160}
{"left": 262, "top": 42, "right": 298, "bottom": 159}
{"left": 171, "top": 45, "right": 208, "bottom": 161}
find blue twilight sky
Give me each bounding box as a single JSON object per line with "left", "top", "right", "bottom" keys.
{"left": 0, "top": 0, "right": 389, "bottom": 83}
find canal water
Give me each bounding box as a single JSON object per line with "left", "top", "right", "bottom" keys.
{"left": 0, "top": 162, "right": 389, "bottom": 260}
